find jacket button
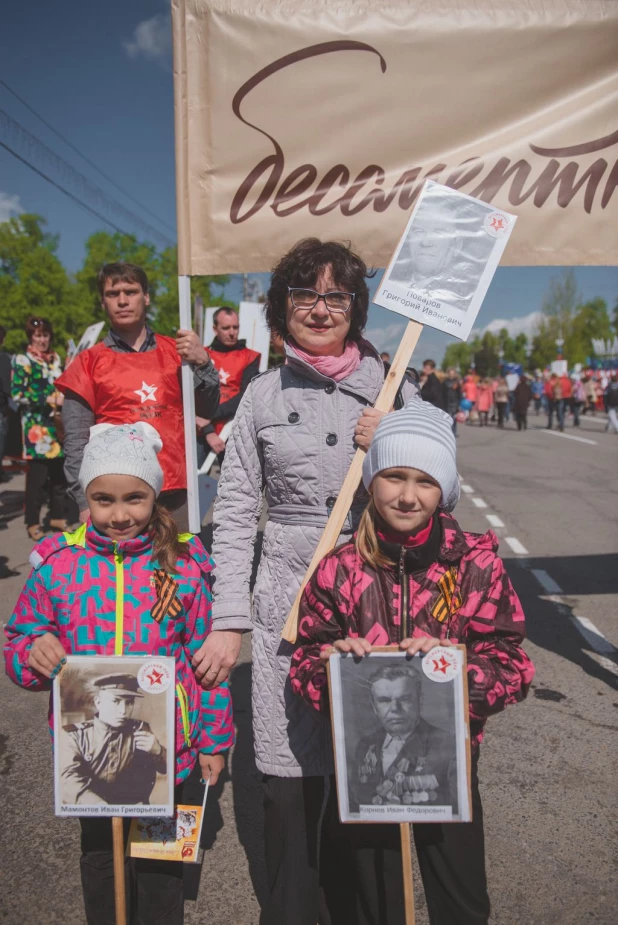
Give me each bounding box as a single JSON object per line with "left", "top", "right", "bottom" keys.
{"left": 288, "top": 412, "right": 300, "bottom": 423}
{"left": 325, "top": 384, "right": 335, "bottom": 394}
{"left": 326, "top": 496, "right": 337, "bottom": 509}
{"left": 326, "top": 433, "right": 338, "bottom": 446}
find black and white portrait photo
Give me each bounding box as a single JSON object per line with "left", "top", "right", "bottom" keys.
{"left": 329, "top": 649, "right": 471, "bottom": 823}
{"left": 53, "top": 655, "right": 175, "bottom": 817}
{"left": 373, "top": 180, "right": 516, "bottom": 341}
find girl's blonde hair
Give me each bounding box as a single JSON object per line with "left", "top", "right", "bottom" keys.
{"left": 355, "top": 498, "right": 395, "bottom": 570}
{"left": 149, "top": 501, "right": 190, "bottom": 574}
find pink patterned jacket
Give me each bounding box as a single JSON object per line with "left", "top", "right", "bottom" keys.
{"left": 4, "top": 523, "right": 234, "bottom": 784}
{"left": 290, "top": 512, "right": 534, "bottom": 749}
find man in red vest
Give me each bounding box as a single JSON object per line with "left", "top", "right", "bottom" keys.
{"left": 57, "top": 262, "right": 219, "bottom": 531}
{"left": 198, "top": 307, "right": 261, "bottom": 459}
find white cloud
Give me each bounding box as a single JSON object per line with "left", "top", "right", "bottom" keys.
{"left": 123, "top": 13, "right": 171, "bottom": 64}
{"left": 0, "top": 192, "right": 23, "bottom": 222}
{"left": 475, "top": 310, "right": 542, "bottom": 340}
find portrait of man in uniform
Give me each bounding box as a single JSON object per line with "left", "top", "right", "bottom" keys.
{"left": 329, "top": 651, "right": 470, "bottom": 822}
{"left": 54, "top": 658, "right": 175, "bottom": 815}
{"left": 350, "top": 663, "right": 457, "bottom": 813}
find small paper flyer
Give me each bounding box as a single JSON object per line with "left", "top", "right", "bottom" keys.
{"left": 127, "top": 779, "right": 209, "bottom": 863}
{"left": 373, "top": 180, "right": 517, "bottom": 341}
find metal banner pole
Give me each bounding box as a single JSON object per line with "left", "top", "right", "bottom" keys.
{"left": 178, "top": 274, "right": 201, "bottom": 534}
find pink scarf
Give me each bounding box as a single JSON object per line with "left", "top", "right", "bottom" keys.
{"left": 287, "top": 338, "right": 361, "bottom": 382}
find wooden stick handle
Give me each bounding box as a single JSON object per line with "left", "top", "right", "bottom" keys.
{"left": 280, "top": 320, "right": 423, "bottom": 643}
{"left": 400, "top": 822, "right": 416, "bottom": 925}
{"left": 112, "top": 816, "right": 127, "bottom": 925}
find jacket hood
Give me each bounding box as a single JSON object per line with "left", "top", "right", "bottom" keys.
{"left": 439, "top": 511, "right": 499, "bottom": 562}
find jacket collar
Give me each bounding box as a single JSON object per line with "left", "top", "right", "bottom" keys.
{"left": 84, "top": 522, "right": 153, "bottom": 558}
{"left": 209, "top": 337, "right": 248, "bottom": 353}
{"left": 283, "top": 337, "right": 384, "bottom": 403}
{"left": 375, "top": 511, "right": 492, "bottom": 569}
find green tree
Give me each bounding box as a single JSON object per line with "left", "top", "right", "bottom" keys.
{"left": 153, "top": 246, "right": 230, "bottom": 337}
{"left": 0, "top": 214, "right": 89, "bottom": 355}
{"left": 442, "top": 340, "right": 475, "bottom": 374}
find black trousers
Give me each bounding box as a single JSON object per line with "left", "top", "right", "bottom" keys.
{"left": 79, "top": 788, "right": 185, "bottom": 925}
{"left": 515, "top": 412, "right": 527, "bottom": 431}
{"left": 260, "top": 755, "right": 489, "bottom": 925}
{"left": 25, "top": 457, "right": 67, "bottom": 526}
{"left": 496, "top": 403, "right": 507, "bottom": 428}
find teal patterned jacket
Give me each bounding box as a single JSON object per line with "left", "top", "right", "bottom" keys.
{"left": 4, "top": 523, "right": 234, "bottom": 783}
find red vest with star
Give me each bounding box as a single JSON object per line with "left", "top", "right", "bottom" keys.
{"left": 206, "top": 344, "right": 261, "bottom": 434}
{"left": 56, "top": 337, "right": 186, "bottom": 491}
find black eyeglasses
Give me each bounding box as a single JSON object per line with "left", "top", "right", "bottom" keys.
{"left": 288, "top": 287, "right": 355, "bottom": 314}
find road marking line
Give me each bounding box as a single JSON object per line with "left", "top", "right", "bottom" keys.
{"left": 505, "top": 536, "right": 529, "bottom": 555}
{"left": 531, "top": 568, "right": 562, "bottom": 595}
{"left": 530, "top": 570, "right": 618, "bottom": 662}
{"left": 594, "top": 655, "right": 618, "bottom": 677}
{"left": 542, "top": 430, "right": 597, "bottom": 446}
{"left": 472, "top": 497, "right": 487, "bottom": 509}
{"left": 485, "top": 514, "right": 504, "bottom": 528}
{"left": 572, "top": 615, "right": 618, "bottom": 656}
{"left": 461, "top": 484, "right": 474, "bottom": 494}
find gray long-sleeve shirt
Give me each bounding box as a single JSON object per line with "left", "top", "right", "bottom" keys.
{"left": 62, "top": 327, "right": 219, "bottom": 510}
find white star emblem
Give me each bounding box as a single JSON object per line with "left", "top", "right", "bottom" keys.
{"left": 134, "top": 381, "right": 158, "bottom": 403}
{"left": 218, "top": 368, "right": 230, "bottom": 385}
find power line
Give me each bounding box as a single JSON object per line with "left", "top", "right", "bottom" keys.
{"left": 0, "top": 79, "right": 177, "bottom": 236}
{"left": 1, "top": 141, "right": 130, "bottom": 235}
{"left": 0, "top": 109, "right": 175, "bottom": 248}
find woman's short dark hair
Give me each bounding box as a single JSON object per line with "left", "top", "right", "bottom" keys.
{"left": 26, "top": 316, "right": 53, "bottom": 343}
{"left": 265, "top": 238, "right": 373, "bottom": 342}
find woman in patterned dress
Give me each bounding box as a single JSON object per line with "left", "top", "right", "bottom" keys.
{"left": 12, "top": 316, "right": 70, "bottom": 540}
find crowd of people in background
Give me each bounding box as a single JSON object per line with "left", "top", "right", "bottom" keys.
{"left": 1, "top": 299, "right": 617, "bottom": 547}
{"left": 414, "top": 360, "right": 618, "bottom": 436}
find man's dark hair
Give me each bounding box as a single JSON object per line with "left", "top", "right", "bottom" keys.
{"left": 97, "top": 262, "right": 149, "bottom": 298}
{"left": 213, "top": 306, "right": 239, "bottom": 326}
{"left": 265, "top": 238, "right": 373, "bottom": 342}
{"left": 369, "top": 663, "right": 422, "bottom": 691}
{"left": 423, "top": 359, "right": 436, "bottom": 370}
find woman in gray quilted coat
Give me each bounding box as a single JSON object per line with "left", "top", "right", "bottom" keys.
{"left": 193, "top": 239, "right": 418, "bottom": 924}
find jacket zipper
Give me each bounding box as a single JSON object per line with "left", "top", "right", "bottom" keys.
{"left": 399, "top": 548, "right": 409, "bottom": 641}
{"left": 113, "top": 542, "right": 124, "bottom": 655}
{"left": 176, "top": 682, "right": 192, "bottom": 748}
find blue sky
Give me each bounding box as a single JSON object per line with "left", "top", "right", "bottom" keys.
{"left": 1, "top": 1, "right": 616, "bottom": 364}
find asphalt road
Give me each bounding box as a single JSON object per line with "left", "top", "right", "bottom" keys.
{"left": 1, "top": 409, "right": 616, "bottom": 925}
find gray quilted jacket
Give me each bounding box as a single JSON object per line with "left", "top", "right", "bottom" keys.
{"left": 211, "top": 340, "right": 419, "bottom": 777}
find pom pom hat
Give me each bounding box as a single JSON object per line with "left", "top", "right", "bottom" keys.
{"left": 362, "top": 400, "right": 460, "bottom": 512}
{"left": 79, "top": 422, "right": 164, "bottom": 497}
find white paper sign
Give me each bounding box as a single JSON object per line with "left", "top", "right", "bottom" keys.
{"left": 373, "top": 180, "right": 517, "bottom": 341}
{"left": 65, "top": 322, "right": 105, "bottom": 366}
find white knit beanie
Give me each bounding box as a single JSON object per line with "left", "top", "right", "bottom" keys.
{"left": 79, "top": 422, "right": 164, "bottom": 496}
{"left": 362, "top": 400, "right": 460, "bottom": 512}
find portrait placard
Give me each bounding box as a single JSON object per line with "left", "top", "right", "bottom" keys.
{"left": 373, "top": 181, "right": 516, "bottom": 341}
{"left": 53, "top": 655, "right": 176, "bottom": 818}
{"left": 65, "top": 322, "right": 105, "bottom": 367}
{"left": 328, "top": 648, "right": 471, "bottom": 824}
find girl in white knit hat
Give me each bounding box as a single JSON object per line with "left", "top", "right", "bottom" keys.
{"left": 290, "top": 399, "right": 534, "bottom": 925}
{"left": 5, "top": 422, "right": 233, "bottom": 925}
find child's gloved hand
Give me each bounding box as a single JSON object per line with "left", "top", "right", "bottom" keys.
{"left": 199, "top": 752, "right": 225, "bottom": 786}
{"left": 399, "top": 636, "right": 454, "bottom": 657}
{"left": 28, "top": 632, "right": 67, "bottom": 679}
{"left": 320, "top": 637, "right": 376, "bottom": 661}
